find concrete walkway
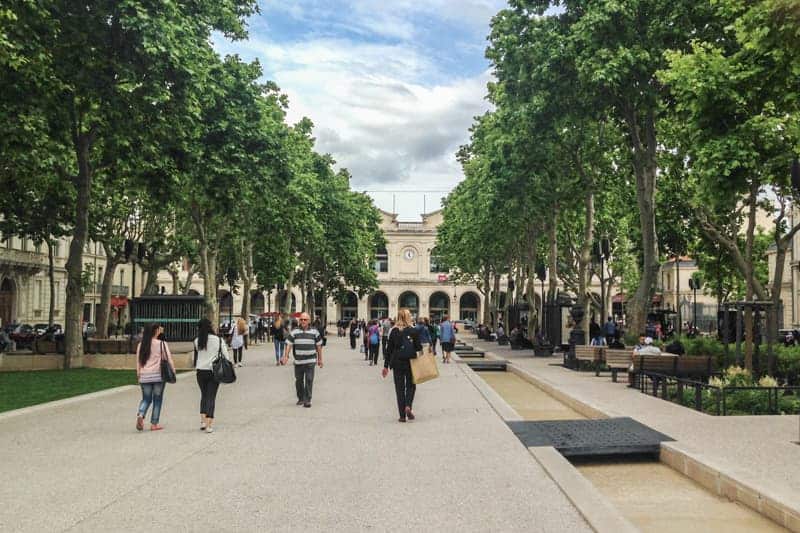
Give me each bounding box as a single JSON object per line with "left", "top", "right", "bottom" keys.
{"left": 468, "top": 335, "right": 800, "bottom": 529}
{"left": 0, "top": 335, "right": 589, "bottom": 532}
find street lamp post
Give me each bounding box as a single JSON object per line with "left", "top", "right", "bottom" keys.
{"left": 593, "top": 237, "right": 611, "bottom": 324}
{"left": 536, "top": 262, "right": 547, "bottom": 339}
{"left": 689, "top": 276, "right": 703, "bottom": 333}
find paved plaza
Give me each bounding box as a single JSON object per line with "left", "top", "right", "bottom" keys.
{"left": 0, "top": 336, "right": 590, "bottom": 532}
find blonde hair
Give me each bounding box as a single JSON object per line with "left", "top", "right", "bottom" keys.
{"left": 236, "top": 317, "right": 247, "bottom": 334}
{"left": 274, "top": 317, "right": 282, "bottom": 328}
{"left": 396, "top": 308, "right": 413, "bottom": 329}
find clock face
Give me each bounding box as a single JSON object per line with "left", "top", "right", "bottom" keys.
{"left": 403, "top": 249, "right": 416, "bottom": 261}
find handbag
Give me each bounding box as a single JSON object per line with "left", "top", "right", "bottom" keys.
{"left": 410, "top": 352, "right": 439, "bottom": 385}
{"left": 160, "top": 341, "right": 177, "bottom": 384}
{"left": 212, "top": 338, "right": 237, "bottom": 384}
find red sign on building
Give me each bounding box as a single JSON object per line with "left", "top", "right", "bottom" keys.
{"left": 437, "top": 274, "right": 449, "bottom": 282}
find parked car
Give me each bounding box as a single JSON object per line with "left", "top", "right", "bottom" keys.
{"left": 33, "top": 323, "right": 49, "bottom": 336}
{"left": 10, "top": 324, "right": 36, "bottom": 349}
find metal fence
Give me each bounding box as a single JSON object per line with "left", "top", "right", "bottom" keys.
{"left": 130, "top": 295, "right": 206, "bottom": 341}
{"left": 638, "top": 373, "right": 800, "bottom": 415}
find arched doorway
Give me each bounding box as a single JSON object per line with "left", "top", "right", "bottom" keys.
{"left": 429, "top": 291, "right": 450, "bottom": 322}
{"left": 250, "top": 291, "right": 265, "bottom": 315}
{"left": 218, "top": 290, "right": 233, "bottom": 323}
{"left": 0, "top": 278, "right": 15, "bottom": 326}
{"left": 459, "top": 292, "right": 480, "bottom": 322}
{"left": 369, "top": 291, "right": 389, "bottom": 319}
{"left": 340, "top": 291, "right": 359, "bottom": 320}
{"left": 398, "top": 291, "right": 419, "bottom": 319}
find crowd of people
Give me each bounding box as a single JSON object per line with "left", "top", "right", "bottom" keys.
{"left": 133, "top": 308, "right": 444, "bottom": 431}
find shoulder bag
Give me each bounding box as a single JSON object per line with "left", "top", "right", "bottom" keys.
{"left": 212, "top": 337, "right": 237, "bottom": 384}
{"left": 160, "top": 341, "right": 177, "bottom": 384}
{"left": 410, "top": 350, "right": 439, "bottom": 384}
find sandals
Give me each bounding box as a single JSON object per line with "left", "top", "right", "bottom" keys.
{"left": 405, "top": 406, "right": 415, "bottom": 421}
{"left": 136, "top": 415, "right": 144, "bottom": 432}
{"left": 150, "top": 424, "right": 164, "bottom": 431}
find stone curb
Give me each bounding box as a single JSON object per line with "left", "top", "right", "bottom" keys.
{"left": 0, "top": 369, "right": 195, "bottom": 422}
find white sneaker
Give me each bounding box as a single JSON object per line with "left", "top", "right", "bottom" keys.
{"left": 205, "top": 426, "right": 214, "bottom": 433}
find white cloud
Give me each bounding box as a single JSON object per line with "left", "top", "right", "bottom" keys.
{"left": 219, "top": 1, "right": 501, "bottom": 218}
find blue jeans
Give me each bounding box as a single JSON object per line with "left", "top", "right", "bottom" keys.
{"left": 138, "top": 382, "right": 164, "bottom": 424}
{"left": 274, "top": 339, "right": 285, "bottom": 362}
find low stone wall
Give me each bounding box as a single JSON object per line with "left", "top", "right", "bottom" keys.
{"left": 0, "top": 351, "right": 194, "bottom": 372}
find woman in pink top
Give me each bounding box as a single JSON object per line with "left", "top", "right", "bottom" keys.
{"left": 136, "top": 323, "right": 176, "bottom": 431}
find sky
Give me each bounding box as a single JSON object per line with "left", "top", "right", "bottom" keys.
{"left": 212, "top": 0, "right": 509, "bottom": 220}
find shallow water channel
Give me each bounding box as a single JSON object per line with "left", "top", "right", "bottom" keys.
{"left": 475, "top": 370, "right": 785, "bottom": 532}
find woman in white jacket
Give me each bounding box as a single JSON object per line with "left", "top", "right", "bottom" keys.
{"left": 194, "top": 318, "right": 232, "bottom": 433}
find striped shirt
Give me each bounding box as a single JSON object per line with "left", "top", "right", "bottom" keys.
{"left": 286, "top": 327, "right": 322, "bottom": 365}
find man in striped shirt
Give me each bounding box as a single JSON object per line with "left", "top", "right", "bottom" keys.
{"left": 282, "top": 312, "right": 324, "bottom": 408}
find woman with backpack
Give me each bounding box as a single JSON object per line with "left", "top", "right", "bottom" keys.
{"left": 135, "top": 323, "right": 176, "bottom": 432}
{"left": 381, "top": 308, "right": 422, "bottom": 423}
{"left": 271, "top": 317, "right": 287, "bottom": 365}
{"left": 367, "top": 320, "right": 381, "bottom": 366}
{"left": 194, "top": 318, "right": 232, "bottom": 433}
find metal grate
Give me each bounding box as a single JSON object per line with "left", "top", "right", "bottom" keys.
{"left": 507, "top": 417, "right": 673, "bottom": 458}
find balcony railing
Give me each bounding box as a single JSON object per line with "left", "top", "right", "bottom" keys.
{"left": 93, "top": 283, "right": 130, "bottom": 296}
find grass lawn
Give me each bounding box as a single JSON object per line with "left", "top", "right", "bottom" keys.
{"left": 0, "top": 368, "right": 138, "bottom": 413}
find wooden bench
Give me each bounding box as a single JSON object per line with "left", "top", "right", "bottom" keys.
{"left": 675, "top": 356, "right": 716, "bottom": 379}
{"left": 604, "top": 349, "right": 633, "bottom": 382}
{"left": 573, "top": 345, "right": 604, "bottom": 373}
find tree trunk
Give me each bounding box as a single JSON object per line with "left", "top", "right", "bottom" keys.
{"left": 169, "top": 269, "right": 179, "bottom": 294}
{"left": 46, "top": 239, "right": 56, "bottom": 327}
{"left": 577, "top": 176, "right": 595, "bottom": 341}
{"left": 492, "top": 271, "right": 501, "bottom": 327}
{"left": 282, "top": 270, "right": 295, "bottom": 314}
{"left": 142, "top": 262, "right": 159, "bottom": 295}
{"left": 624, "top": 106, "right": 659, "bottom": 339}
{"left": 547, "top": 207, "right": 559, "bottom": 299}
{"left": 239, "top": 242, "right": 253, "bottom": 319}
{"left": 95, "top": 256, "right": 118, "bottom": 339}
{"left": 64, "top": 134, "right": 93, "bottom": 369}
{"left": 183, "top": 267, "right": 196, "bottom": 295}
{"left": 675, "top": 256, "right": 681, "bottom": 333}
{"left": 199, "top": 242, "right": 218, "bottom": 325}
{"left": 320, "top": 286, "right": 328, "bottom": 326}
{"left": 481, "top": 268, "right": 491, "bottom": 325}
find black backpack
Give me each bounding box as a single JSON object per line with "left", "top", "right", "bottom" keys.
{"left": 395, "top": 328, "right": 417, "bottom": 359}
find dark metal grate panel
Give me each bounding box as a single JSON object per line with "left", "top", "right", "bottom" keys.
{"left": 507, "top": 417, "right": 673, "bottom": 458}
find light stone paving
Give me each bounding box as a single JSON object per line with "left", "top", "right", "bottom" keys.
{"left": 468, "top": 334, "right": 800, "bottom": 528}
{"left": 0, "top": 335, "right": 590, "bottom": 532}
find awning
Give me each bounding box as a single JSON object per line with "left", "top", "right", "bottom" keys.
{"left": 612, "top": 293, "right": 626, "bottom": 303}
{"left": 111, "top": 296, "right": 128, "bottom": 307}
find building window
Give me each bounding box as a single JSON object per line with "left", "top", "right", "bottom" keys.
{"left": 35, "top": 242, "right": 42, "bottom": 254}
{"left": 375, "top": 246, "right": 388, "bottom": 273}
{"left": 36, "top": 280, "right": 43, "bottom": 309}
{"left": 21, "top": 238, "right": 28, "bottom": 252}
{"left": 430, "top": 248, "right": 447, "bottom": 273}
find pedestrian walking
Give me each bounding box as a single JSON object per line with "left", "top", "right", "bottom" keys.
{"left": 271, "top": 316, "right": 287, "bottom": 365}
{"left": 231, "top": 317, "right": 246, "bottom": 367}
{"left": 193, "top": 318, "right": 232, "bottom": 433}
{"left": 382, "top": 308, "right": 422, "bottom": 423}
{"left": 282, "top": 312, "right": 323, "bottom": 408}
{"left": 361, "top": 319, "right": 369, "bottom": 360}
{"left": 349, "top": 319, "right": 359, "bottom": 350}
{"left": 428, "top": 319, "right": 438, "bottom": 356}
{"left": 380, "top": 317, "right": 391, "bottom": 358}
{"left": 367, "top": 320, "right": 381, "bottom": 365}
{"left": 135, "top": 323, "right": 175, "bottom": 432}
{"left": 415, "top": 317, "right": 432, "bottom": 354}
{"left": 439, "top": 315, "right": 456, "bottom": 364}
